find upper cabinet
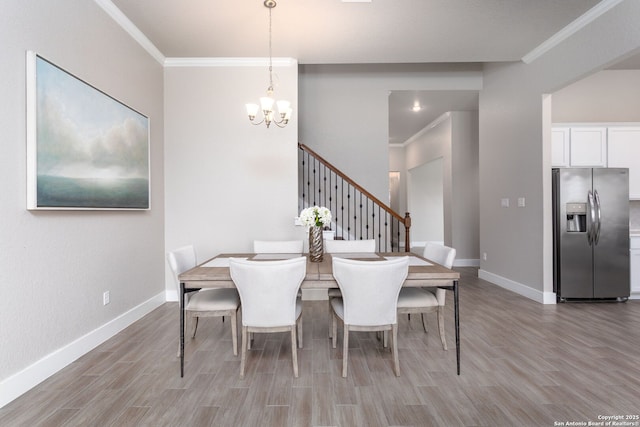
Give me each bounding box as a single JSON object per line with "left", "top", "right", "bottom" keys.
{"left": 551, "top": 127, "right": 570, "bottom": 167}
{"left": 607, "top": 127, "right": 640, "bottom": 200}
{"left": 552, "top": 126, "right": 608, "bottom": 168}
{"left": 569, "top": 127, "right": 607, "bottom": 167}
{"left": 553, "top": 124, "right": 640, "bottom": 200}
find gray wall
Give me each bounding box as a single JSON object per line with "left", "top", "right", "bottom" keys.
{"left": 298, "top": 64, "right": 483, "bottom": 205}
{"left": 1, "top": 0, "right": 165, "bottom": 403}
{"left": 478, "top": 0, "right": 640, "bottom": 302}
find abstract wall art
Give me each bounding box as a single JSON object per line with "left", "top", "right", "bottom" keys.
{"left": 26, "top": 52, "right": 150, "bottom": 210}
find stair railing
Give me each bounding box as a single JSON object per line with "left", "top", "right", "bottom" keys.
{"left": 298, "top": 143, "right": 411, "bottom": 252}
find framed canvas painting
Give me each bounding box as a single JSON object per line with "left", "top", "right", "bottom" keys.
{"left": 26, "top": 51, "right": 150, "bottom": 210}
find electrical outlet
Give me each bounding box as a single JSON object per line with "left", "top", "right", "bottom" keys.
{"left": 482, "top": 252, "right": 487, "bottom": 261}
{"left": 501, "top": 198, "right": 510, "bottom": 208}
{"left": 103, "top": 291, "right": 110, "bottom": 306}
{"left": 518, "top": 197, "right": 526, "bottom": 207}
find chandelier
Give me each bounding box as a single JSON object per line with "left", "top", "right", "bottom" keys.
{"left": 246, "top": 0, "right": 291, "bottom": 128}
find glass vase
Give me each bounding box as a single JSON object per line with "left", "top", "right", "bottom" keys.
{"left": 308, "top": 226, "right": 324, "bottom": 262}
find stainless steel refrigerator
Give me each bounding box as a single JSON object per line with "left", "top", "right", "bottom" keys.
{"left": 552, "top": 168, "right": 630, "bottom": 302}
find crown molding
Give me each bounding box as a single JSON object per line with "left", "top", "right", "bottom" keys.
{"left": 94, "top": 1, "right": 299, "bottom": 69}
{"left": 391, "top": 112, "right": 451, "bottom": 148}
{"left": 94, "top": 0, "right": 165, "bottom": 64}
{"left": 522, "top": 0, "right": 625, "bottom": 64}
{"left": 163, "top": 57, "right": 298, "bottom": 68}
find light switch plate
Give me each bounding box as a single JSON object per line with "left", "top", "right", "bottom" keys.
{"left": 518, "top": 197, "right": 526, "bottom": 207}
{"left": 501, "top": 198, "right": 509, "bottom": 208}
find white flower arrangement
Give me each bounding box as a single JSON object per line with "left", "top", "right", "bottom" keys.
{"left": 299, "top": 206, "right": 332, "bottom": 228}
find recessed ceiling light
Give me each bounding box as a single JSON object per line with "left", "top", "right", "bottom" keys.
{"left": 412, "top": 101, "right": 422, "bottom": 112}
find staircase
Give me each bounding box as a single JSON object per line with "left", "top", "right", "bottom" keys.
{"left": 298, "top": 143, "right": 411, "bottom": 252}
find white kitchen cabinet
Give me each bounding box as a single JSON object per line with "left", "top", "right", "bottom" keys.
{"left": 569, "top": 127, "right": 607, "bottom": 167}
{"left": 631, "top": 237, "right": 640, "bottom": 299}
{"left": 551, "top": 127, "right": 570, "bottom": 167}
{"left": 607, "top": 127, "right": 640, "bottom": 200}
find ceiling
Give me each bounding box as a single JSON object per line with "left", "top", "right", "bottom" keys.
{"left": 109, "top": 0, "right": 614, "bottom": 144}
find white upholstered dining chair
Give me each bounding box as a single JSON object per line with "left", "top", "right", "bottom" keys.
{"left": 396, "top": 242, "right": 456, "bottom": 350}
{"left": 324, "top": 239, "right": 377, "bottom": 338}
{"left": 253, "top": 240, "right": 304, "bottom": 253}
{"left": 330, "top": 256, "right": 409, "bottom": 377}
{"left": 324, "top": 238, "right": 376, "bottom": 254}
{"left": 167, "top": 245, "right": 240, "bottom": 356}
{"left": 229, "top": 256, "right": 307, "bottom": 378}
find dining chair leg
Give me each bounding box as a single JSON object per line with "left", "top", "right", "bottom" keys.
{"left": 231, "top": 310, "right": 238, "bottom": 356}
{"left": 437, "top": 307, "right": 447, "bottom": 350}
{"left": 191, "top": 316, "right": 199, "bottom": 338}
{"left": 328, "top": 300, "right": 333, "bottom": 339}
{"left": 420, "top": 313, "right": 428, "bottom": 333}
{"left": 297, "top": 317, "right": 303, "bottom": 349}
{"left": 332, "top": 313, "right": 338, "bottom": 349}
{"left": 392, "top": 324, "right": 400, "bottom": 377}
{"left": 240, "top": 326, "right": 248, "bottom": 379}
{"left": 291, "top": 328, "right": 299, "bottom": 378}
{"left": 383, "top": 330, "right": 388, "bottom": 348}
{"left": 342, "top": 325, "right": 349, "bottom": 378}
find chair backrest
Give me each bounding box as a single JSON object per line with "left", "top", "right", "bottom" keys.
{"left": 167, "top": 245, "right": 197, "bottom": 293}
{"left": 422, "top": 243, "right": 456, "bottom": 269}
{"left": 253, "top": 240, "right": 303, "bottom": 253}
{"left": 332, "top": 257, "right": 409, "bottom": 326}
{"left": 229, "top": 257, "right": 307, "bottom": 327}
{"left": 325, "top": 239, "right": 376, "bottom": 253}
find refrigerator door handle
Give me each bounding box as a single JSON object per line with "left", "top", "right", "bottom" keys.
{"left": 587, "top": 190, "right": 595, "bottom": 245}
{"left": 594, "top": 189, "right": 602, "bottom": 245}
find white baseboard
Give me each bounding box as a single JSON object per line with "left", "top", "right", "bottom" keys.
{"left": 478, "top": 269, "right": 556, "bottom": 304}
{"left": 630, "top": 291, "right": 640, "bottom": 300}
{"left": 454, "top": 259, "right": 480, "bottom": 267}
{"left": 0, "top": 292, "right": 166, "bottom": 408}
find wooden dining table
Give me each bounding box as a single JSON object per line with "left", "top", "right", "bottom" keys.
{"left": 178, "top": 252, "right": 461, "bottom": 377}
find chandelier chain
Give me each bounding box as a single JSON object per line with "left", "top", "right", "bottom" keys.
{"left": 268, "top": 4, "right": 273, "bottom": 89}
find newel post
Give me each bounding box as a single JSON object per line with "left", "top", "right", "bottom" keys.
{"left": 404, "top": 212, "right": 411, "bottom": 252}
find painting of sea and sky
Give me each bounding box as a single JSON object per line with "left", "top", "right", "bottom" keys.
{"left": 27, "top": 53, "right": 149, "bottom": 210}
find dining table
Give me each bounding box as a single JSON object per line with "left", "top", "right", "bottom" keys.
{"left": 177, "top": 252, "right": 461, "bottom": 377}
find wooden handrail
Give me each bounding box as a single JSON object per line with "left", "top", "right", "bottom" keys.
{"left": 299, "top": 142, "right": 411, "bottom": 251}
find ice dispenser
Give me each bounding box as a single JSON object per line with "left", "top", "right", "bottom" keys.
{"left": 566, "top": 203, "right": 587, "bottom": 232}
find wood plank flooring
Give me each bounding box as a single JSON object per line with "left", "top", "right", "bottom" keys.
{"left": 2, "top": 268, "right": 640, "bottom": 426}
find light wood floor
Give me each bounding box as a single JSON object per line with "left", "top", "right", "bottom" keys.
{"left": 3, "top": 268, "right": 640, "bottom": 426}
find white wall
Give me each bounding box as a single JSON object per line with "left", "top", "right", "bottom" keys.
{"left": 403, "top": 112, "right": 479, "bottom": 263}
{"left": 478, "top": 0, "right": 640, "bottom": 303}
{"left": 0, "top": 0, "right": 165, "bottom": 405}
{"left": 408, "top": 159, "right": 444, "bottom": 243}
{"left": 164, "top": 61, "right": 300, "bottom": 295}
{"left": 389, "top": 146, "right": 407, "bottom": 215}
{"left": 553, "top": 70, "right": 640, "bottom": 122}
